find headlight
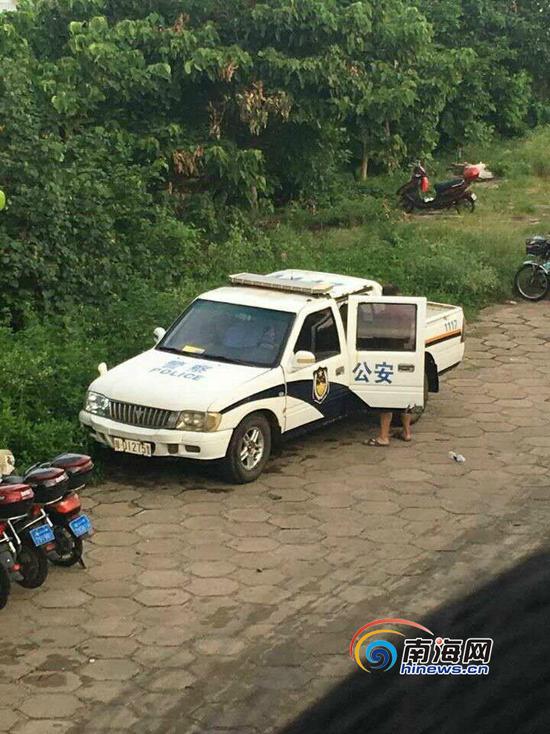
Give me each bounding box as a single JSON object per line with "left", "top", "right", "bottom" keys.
{"left": 85, "top": 391, "right": 110, "bottom": 417}
{"left": 175, "top": 411, "right": 222, "bottom": 432}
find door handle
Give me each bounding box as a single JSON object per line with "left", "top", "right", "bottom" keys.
{"left": 398, "top": 364, "right": 415, "bottom": 372}
{"left": 336, "top": 366, "right": 345, "bottom": 376}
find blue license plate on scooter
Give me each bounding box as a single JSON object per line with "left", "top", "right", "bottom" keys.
{"left": 69, "top": 514, "right": 92, "bottom": 538}
{"left": 29, "top": 524, "right": 55, "bottom": 547}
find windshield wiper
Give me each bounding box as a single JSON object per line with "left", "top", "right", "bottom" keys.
{"left": 201, "top": 354, "right": 254, "bottom": 366}
{"left": 156, "top": 346, "right": 185, "bottom": 355}
{"left": 157, "top": 346, "right": 261, "bottom": 367}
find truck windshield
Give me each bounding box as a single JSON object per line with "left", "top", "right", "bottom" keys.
{"left": 157, "top": 299, "right": 295, "bottom": 368}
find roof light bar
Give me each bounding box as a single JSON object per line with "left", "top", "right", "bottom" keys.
{"left": 229, "top": 273, "right": 333, "bottom": 296}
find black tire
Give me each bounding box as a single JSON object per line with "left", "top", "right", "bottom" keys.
{"left": 410, "top": 373, "right": 430, "bottom": 425}
{"left": 49, "top": 525, "right": 84, "bottom": 568}
{"left": 222, "top": 413, "right": 272, "bottom": 484}
{"left": 514, "top": 264, "right": 549, "bottom": 301}
{"left": 456, "top": 195, "right": 475, "bottom": 214}
{"left": 17, "top": 538, "right": 49, "bottom": 589}
{"left": 0, "top": 564, "right": 10, "bottom": 610}
{"left": 391, "top": 373, "right": 429, "bottom": 427}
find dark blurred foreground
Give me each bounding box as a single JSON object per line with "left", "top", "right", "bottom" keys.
{"left": 281, "top": 552, "right": 550, "bottom": 734}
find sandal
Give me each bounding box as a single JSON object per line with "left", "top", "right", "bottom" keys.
{"left": 364, "top": 438, "right": 390, "bottom": 447}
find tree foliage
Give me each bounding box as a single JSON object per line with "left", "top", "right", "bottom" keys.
{"left": 0, "top": 0, "right": 548, "bottom": 322}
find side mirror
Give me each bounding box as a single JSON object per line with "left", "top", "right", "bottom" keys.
{"left": 153, "top": 327, "right": 166, "bottom": 344}
{"left": 292, "top": 350, "right": 316, "bottom": 371}
{"left": 98, "top": 362, "right": 108, "bottom": 376}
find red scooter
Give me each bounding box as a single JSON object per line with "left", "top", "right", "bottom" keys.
{"left": 0, "top": 482, "right": 56, "bottom": 599}
{"left": 2, "top": 454, "right": 94, "bottom": 568}
{"left": 398, "top": 163, "right": 479, "bottom": 214}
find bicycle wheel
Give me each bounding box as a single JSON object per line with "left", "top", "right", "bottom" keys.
{"left": 514, "top": 264, "right": 549, "bottom": 301}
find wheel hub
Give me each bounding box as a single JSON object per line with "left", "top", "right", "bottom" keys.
{"left": 239, "top": 427, "right": 265, "bottom": 471}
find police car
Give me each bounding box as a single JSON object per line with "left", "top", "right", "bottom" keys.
{"left": 80, "top": 271, "right": 465, "bottom": 483}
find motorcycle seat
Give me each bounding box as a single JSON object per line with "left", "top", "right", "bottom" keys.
{"left": 434, "top": 178, "right": 464, "bottom": 193}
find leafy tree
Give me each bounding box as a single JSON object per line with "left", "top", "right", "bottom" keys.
{"left": 0, "top": 0, "right": 548, "bottom": 326}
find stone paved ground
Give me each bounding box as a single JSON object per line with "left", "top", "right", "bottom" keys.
{"left": 1, "top": 301, "right": 549, "bottom": 733}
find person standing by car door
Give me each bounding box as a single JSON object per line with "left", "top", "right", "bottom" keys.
{"left": 365, "top": 284, "right": 414, "bottom": 447}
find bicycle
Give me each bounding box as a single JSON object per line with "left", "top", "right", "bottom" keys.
{"left": 514, "top": 236, "right": 550, "bottom": 301}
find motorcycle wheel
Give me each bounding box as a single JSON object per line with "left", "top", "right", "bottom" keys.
{"left": 17, "top": 539, "right": 49, "bottom": 589}
{"left": 456, "top": 196, "right": 475, "bottom": 214}
{"left": 0, "top": 564, "right": 10, "bottom": 610}
{"left": 49, "top": 525, "right": 83, "bottom": 567}
{"left": 401, "top": 198, "right": 414, "bottom": 213}
{"left": 514, "top": 264, "right": 549, "bottom": 301}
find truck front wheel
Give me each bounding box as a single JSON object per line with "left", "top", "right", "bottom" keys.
{"left": 222, "top": 413, "right": 272, "bottom": 484}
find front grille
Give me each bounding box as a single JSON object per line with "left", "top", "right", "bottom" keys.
{"left": 109, "top": 401, "right": 174, "bottom": 429}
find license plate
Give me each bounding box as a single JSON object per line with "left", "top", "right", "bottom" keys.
{"left": 69, "top": 514, "right": 93, "bottom": 538}
{"left": 30, "top": 524, "right": 55, "bottom": 547}
{"left": 113, "top": 438, "right": 152, "bottom": 457}
{"left": 471, "top": 193, "right": 477, "bottom": 201}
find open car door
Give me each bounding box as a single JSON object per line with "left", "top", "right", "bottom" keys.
{"left": 347, "top": 295, "right": 427, "bottom": 411}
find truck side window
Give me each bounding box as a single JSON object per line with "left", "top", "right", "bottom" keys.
{"left": 357, "top": 303, "right": 417, "bottom": 352}
{"left": 295, "top": 308, "right": 341, "bottom": 361}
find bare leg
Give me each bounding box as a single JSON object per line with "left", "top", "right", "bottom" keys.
{"left": 401, "top": 412, "right": 412, "bottom": 441}
{"left": 378, "top": 412, "right": 392, "bottom": 445}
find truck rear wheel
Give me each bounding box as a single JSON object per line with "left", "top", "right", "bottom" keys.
{"left": 222, "top": 413, "right": 272, "bottom": 484}
{"left": 391, "top": 374, "right": 429, "bottom": 427}
{"left": 410, "top": 374, "right": 430, "bottom": 425}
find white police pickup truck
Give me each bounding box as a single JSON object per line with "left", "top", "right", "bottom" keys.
{"left": 80, "top": 271, "right": 465, "bottom": 483}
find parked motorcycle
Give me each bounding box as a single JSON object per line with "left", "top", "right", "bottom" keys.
{"left": 1, "top": 452, "right": 94, "bottom": 568}
{"left": 0, "top": 481, "right": 56, "bottom": 593}
{"left": 514, "top": 236, "right": 550, "bottom": 301}
{"left": 0, "top": 520, "right": 22, "bottom": 609}
{"left": 398, "top": 163, "right": 479, "bottom": 214}
{"left": 9, "top": 454, "right": 93, "bottom": 567}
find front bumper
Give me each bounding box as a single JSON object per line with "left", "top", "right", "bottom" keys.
{"left": 79, "top": 411, "right": 233, "bottom": 460}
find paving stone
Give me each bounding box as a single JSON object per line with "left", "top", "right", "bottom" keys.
{"left": 237, "top": 585, "right": 290, "bottom": 605}
{"left": 135, "top": 588, "right": 190, "bottom": 607}
{"left": 224, "top": 508, "right": 270, "bottom": 523}
{"left": 79, "top": 638, "right": 139, "bottom": 660}
{"left": 186, "top": 577, "right": 239, "bottom": 597}
{"left": 36, "top": 590, "right": 91, "bottom": 609}
{"left": 143, "top": 670, "right": 196, "bottom": 692}
{"left": 82, "top": 617, "right": 139, "bottom": 638}
{"left": 22, "top": 671, "right": 82, "bottom": 693}
{"left": 0, "top": 709, "right": 20, "bottom": 731}
{"left": 83, "top": 659, "right": 140, "bottom": 682}
{"left": 188, "top": 561, "right": 237, "bottom": 578}
{"left": 195, "top": 638, "right": 246, "bottom": 657}
{"left": 227, "top": 537, "right": 279, "bottom": 553}
{"left": 18, "top": 693, "right": 81, "bottom": 718}
{"left": 138, "top": 570, "right": 188, "bottom": 588}
{"left": 87, "top": 563, "right": 137, "bottom": 581}
{"left": 12, "top": 721, "right": 73, "bottom": 734}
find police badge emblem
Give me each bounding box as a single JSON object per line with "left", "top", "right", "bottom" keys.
{"left": 312, "top": 366, "right": 330, "bottom": 404}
